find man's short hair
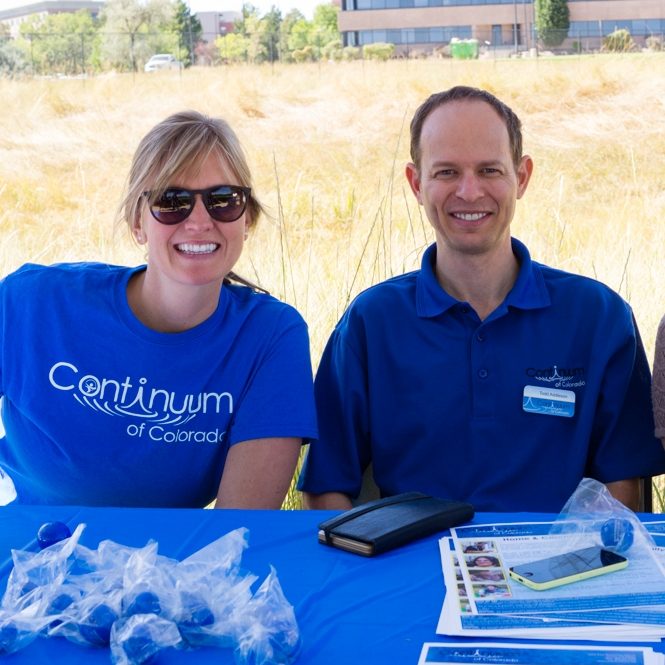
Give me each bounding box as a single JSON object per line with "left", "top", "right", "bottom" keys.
{"left": 409, "top": 86, "right": 523, "bottom": 170}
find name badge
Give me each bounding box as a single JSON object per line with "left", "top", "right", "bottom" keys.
{"left": 522, "top": 385, "right": 575, "bottom": 418}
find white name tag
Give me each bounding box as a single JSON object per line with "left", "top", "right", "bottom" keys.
{"left": 522, "top": 385, "right": 575, "bottom": 418}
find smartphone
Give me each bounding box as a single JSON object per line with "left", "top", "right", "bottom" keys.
{"left": 508, "top": 546, "right": 628, "bottom": 591}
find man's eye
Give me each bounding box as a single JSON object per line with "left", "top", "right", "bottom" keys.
{"left": 434, "top": 169, "right": 455, "bottom": 178}
{"left": 481, "top": 167, "right": 501, "bottom": 175}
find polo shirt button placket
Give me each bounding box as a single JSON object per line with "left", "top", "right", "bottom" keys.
{"left": 478, "top": 368, "right": 488, "bottom": 379}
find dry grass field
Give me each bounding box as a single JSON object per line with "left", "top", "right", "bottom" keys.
{"left": 1, "top": 53, "right": 664, "bottom": 509}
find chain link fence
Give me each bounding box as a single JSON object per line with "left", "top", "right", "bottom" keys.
{"left": 0, "top": 26, "right": 663, "bottom": 77}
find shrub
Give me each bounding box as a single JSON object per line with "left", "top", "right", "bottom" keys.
{"left": 362, "top": 42, "right": 395, "bottom": 61}
{"left": 292, "top": 45, "right": 315, "bottom": 63}
{"left": 341, "top": 45, "right": 361, "bottom": 61}
{"left": 602, "top": 29, "right": 635, "bottom": 52}
{"left": 646, "top": 35, "right": 663, "bottom": 52}
{"left": 322, "top": 39, "right": 343, "bottom": 61}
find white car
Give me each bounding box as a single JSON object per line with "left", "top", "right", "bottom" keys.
{"left": 144, "top": 54, "right": 182, "bottom": 72}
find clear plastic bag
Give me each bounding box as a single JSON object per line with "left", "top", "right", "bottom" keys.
{"left": 120, "top": 543, "right": 179, "bottom": 622}
{"left": 110, "top": 613, "right": 182, "bottom": 665}
{"left": 548, "top": 477, "right": 655, "bottom": 555}
{"left": 0, "top": 467, "right": 17, "bottom": 506}
{"left": 0, "top": 609, "right": 50, "bottom": 655}
{"left": 235, "top": 566, "right": 301, "bottom": 665}
{"left": 2, "top": 523, "right": 86, "bottom": 611}
{"left": 0, "top": 524, "right": 300, "bottom": 662}
{"left": 173, "top": 528, "right": 256, "bottom": 648}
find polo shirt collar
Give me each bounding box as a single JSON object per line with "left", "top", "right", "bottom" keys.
{"left": 415, "top": 238, "right": 551, "bottom": 318}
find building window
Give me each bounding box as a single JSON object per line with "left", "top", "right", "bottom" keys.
{"left": 353, "top": 25, "right": 471, "bottom": 45}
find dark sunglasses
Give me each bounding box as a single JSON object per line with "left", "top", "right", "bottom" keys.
{"left": 144, "top": 184, "right": 251, "bottom": 225}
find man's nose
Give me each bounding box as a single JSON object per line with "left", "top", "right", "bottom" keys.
{"left": 455, "top": 173, "right": 483, "bottom": 201}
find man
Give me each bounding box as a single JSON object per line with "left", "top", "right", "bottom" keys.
{"left": 298, "top": 86, "right": 665, "bottom": 512}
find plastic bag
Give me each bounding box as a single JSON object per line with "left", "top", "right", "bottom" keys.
{"left": 174, "top": 528, "right": 256, "bottom": 648}
{"left": 175, "top": 572, "right": 257, "bottom": 648}
{"left": 0, "top": 467, "right": 16, "bottom": 506}
{"left": 0, "top": 609, "right": 51, "bottom": 655}
{"left": 234, "top": 566, "right": 301, "bottom": 665}
{"left": 548, "top": 477, "right": 656, "bottom": 555}
{"left": 0, "top": 524, "right": 300, "bottom": 662}
{"left": 120, "top": 543, "right": 179, "bottom": 622}
{"left": 110, "top": 613, "right": 182, "bottom": 665}
{"left": 2, "top": 523, "right": 86, "bottom": 611}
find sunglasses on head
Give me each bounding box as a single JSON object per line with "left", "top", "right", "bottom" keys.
{"left": 144, "top": 184, "right": 251, "bottom": 225}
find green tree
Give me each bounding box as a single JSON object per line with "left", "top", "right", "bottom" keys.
{"left": 258, "top": 6, "right": 282, "bottom": 62}
{"left": 535, "top": 0, "right": 570, "bottom": 47}
{"left": 312, "top": 3, "right": 339, "bottom": 45}
{"left": 234, "top": 3, "right": 260, "bottom": 38}
{"left": 215, "top": 31, "right": 250, "bottom": 63}
{"left": 172, "top": 0, "right": 201, "bottom": 66}
{"left": 101, "top": 0, "right": 174, "bottom": 72}
{"left": 283, "top": 5, "right": 340, "bottom": 61}
{"left": 286, "top": 19, "right": 312, "bottom": 54}
{"left": 0, "top": 37, "right": 28, "bottom": 76}
{"left": 18, "top": 10, "right": 99, "bottom": 75}
{"left": 278, "top": 8, "right": 303, "bottom": 61}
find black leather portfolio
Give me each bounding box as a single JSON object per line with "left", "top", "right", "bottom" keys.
{"left": 317, "top": 492, "right": 475, "bottom": 556}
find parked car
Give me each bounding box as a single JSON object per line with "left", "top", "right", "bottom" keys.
{"left": 144, "top": 54, "right": 182, "bottom": 72}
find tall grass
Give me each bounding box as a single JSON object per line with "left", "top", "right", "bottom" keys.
{"left": 1, "top": 54, "right": 665, "bottom": 510}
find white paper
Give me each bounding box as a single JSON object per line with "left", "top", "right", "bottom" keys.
{"left": 437, "top": 521, "right": 665, "bottom": 642}
{"left": 418, "top": 641, "right": 664, "bottom": 665}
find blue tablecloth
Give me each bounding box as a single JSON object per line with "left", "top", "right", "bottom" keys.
{"left": 0, "top": 504, "right": 458, "bottom": 663}
{"left": 0, "top": 506, "right": 662, "bottom": 663}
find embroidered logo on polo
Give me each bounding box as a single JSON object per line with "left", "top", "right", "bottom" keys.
{"left": 48, "top": 361, "right": 228, "bottom": 443}
{"left": 522, "top": 365, "right": 585, "bottom": 418}
{"left": 525, "top": 365, "right": 586, "bottom": 389}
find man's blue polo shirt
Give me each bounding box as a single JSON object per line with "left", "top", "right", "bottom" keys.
{"left": 298, "top": 238, "right": 665, "bottom": 512}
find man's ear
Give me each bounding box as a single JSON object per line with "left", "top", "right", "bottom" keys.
{"left": 516, "top": 155, "right": 534, "bottom": 200}
{"left": 405, "top": 162, "right": 423, "bottom": 204}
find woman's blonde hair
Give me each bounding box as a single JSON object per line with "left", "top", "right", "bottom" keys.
{"left": 118, "top": 110, "right": 266, "bottom": 291}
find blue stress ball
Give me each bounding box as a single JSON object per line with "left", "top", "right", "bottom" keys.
{"left": 179, "top": 592, "right": 214, "bottom": 629}
{"left": 46, "top": 592, "right": 76, "bottom": 629}
{"left": 124, "top": 591, "right": 162, "bottom": 618}
{"left": 79, "top": 603, "right": 119, "bottom": 646}
{"left": 37, "top": 521, "right": 71, "bottom": 549}
{"left": 0, "top": 621, "right": 18, "bottom": 653}
{"left": 600, "top": 517, "right": 634, "bottom": 553}
{"left": 121, "top": 624, "right": 157, "bottom": 664}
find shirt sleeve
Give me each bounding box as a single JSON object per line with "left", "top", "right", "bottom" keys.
{"left": 588, "top": 312, "right": 665, "bottom": 481}
{"left": 226, "top": 308, "right": 318, "bottom": 446}
{"left": 0, "top": 274, "right": 6, "bottom": 398}
{"left": 297, "top": 311, "right": 371, "bottom": 497}
{"left": 652, "top": 314, "right": 665, "bottom": 440}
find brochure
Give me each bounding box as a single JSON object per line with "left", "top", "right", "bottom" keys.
{"left": 437, "top": 521, "right": 665, "bottom": 641}
{"left": 418, "top": 641, "right": 664, "bottom": 665}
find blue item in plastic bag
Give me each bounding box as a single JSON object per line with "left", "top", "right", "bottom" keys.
{"left": 124, "top": 591, "right": 162, "bottom": 618}
{"left": 37, "top": 522, "right": 72, "bottom": 549}
{"left": 79, "top": 603, "right": 119, "bottom": 646}
{"left": 600, "top": 517, "right": 635, "bottom": 553}
{"left": 0, "top": 620, "right": 18, "bottom": 653}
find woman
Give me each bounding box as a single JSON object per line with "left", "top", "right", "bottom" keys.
{"left": 0, "top": 111, "right": 317, "bottom": 508}
{"left": 654, "top": 315, "right": 665, "bottom": 449}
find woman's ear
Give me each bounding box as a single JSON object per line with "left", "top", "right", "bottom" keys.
{"left": 133, "top": 210, "right": 146, "bottom": 244}
{"left": 133, "top": 223, "right": 146, "bottom": 245}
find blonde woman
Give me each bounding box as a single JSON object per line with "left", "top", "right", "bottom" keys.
{"left": 0, "top": 111, "right": 317, "bottom": 508}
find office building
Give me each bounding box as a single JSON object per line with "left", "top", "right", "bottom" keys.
{"left": 338, "top": 0, "right": 665, "bottom": 53}
{"left": 0, "top": 1, "right": 103, "bottom": 38}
